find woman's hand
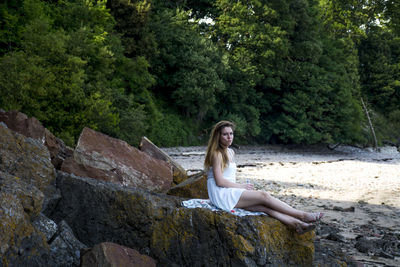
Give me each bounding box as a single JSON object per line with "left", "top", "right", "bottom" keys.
{"left": 242, "top": 183, "right": 254, "bottom": 190}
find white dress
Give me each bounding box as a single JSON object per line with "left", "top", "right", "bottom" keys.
{"left": 207, "top": 161, "right": 245, "bottom": 211}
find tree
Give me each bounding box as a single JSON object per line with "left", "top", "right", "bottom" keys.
{"left": 150, "top": 8, "right": 225, "bottom": 122}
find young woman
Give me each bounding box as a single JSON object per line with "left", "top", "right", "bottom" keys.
{"left": 204, "top": 121, "right": 324, "bottom": 234}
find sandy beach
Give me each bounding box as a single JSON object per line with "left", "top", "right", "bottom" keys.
{"left": 164, "top": 145, "right": 400, "bottom": 266}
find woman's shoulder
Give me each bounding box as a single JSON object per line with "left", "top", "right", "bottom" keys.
{"left": 211, "top": 150, "right": 223, "bottom": 161}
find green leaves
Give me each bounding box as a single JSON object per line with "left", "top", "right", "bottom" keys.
{"left": 1, "top": 0, "right": 397, "bottom": 147}
{"left": 150, "top": 8, "right": 225, "bottom": 121}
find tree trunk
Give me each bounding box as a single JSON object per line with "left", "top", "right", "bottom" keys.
{"left": 361, "top": 97, "right": 378, "bottom": 149}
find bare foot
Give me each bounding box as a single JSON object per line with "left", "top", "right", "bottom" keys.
{"left": 302, "top": 212, "right": 324, "bottom": 223}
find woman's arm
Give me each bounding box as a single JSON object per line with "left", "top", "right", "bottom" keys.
{"left": 212, "top": 151, "right": 251, "bottom": 189}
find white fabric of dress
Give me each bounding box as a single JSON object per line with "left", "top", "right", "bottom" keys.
{"left": 207, "top": 162, "right": 245, "bottom": 211}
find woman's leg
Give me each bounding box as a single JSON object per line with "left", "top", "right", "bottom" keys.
{"left": 235, "top": 190, "right": 320, "bottom": 222}
{"left": 244, "top": 205, "right": 301, "bottom": 228}
{"left": 244, "top": 205, "right": 315, "bottom": 234}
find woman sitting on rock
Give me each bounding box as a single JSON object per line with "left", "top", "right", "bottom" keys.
{"left": 204, "top": 120, "right": 324, "bottom": 234}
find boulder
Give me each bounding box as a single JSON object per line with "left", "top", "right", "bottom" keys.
{"left": 32, "top": 213, "right": 58, "bottom": 242}
{"left": 0, "top": 110, "right": 73, "bottom": 169}
{"left": 32, "top": 214, "right": 87, "bottom": 267}
{"left": 81, "top": 242, "right": 157, "bottom": 267}
{"left": 51, "top": 171, "right": 315, "bottom": 266}
{"left": 0, "top": 170, "right": 50, "bottom": 266}
{"left": 0, "top": 123, "right": 57, "bottom": 207}
{"left": 61, "top": 157, "right": 125, "bottom": 185}
{"left": 139, "top": 136, "right": 187, "bottom": 185}
{"left": 71, "top": 127, "right": 172, "bottom": 193}
{"left": 167, "top": 171, "right": 208, "bottom": 199}
{"left": 48, "top": 220, "right": 87, "bottom": 267}
{"left": 0, "top": 123, "right": 86, "bottom": 266}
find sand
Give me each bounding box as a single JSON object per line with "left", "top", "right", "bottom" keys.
{"left": 164, "top": 145, "right": 400, "bottom": 266}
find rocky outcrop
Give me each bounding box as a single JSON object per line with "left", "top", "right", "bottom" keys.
{"left": 168, "top": 171, "right": 208, "bottom": 198}
{"left": 65, "top": 127, "right": 173, "bottom": 193}
{"left": 1, "top": 113, "right": 316, "bottom": 266}
{"left": 50, "top": 171, "right": 315, "bottom": 266}
{"left": 0, "top": 171, "right": 84, "bottom": 266}
{"left": 140, "top": 136, "right": 188, "bottom": 185}
{"left": 0, "top": 170, "right": 49, "bottom": 266}
{"left": 0, "top": 110, "right": 73, "bottom": 169}
{"left": 0, "top": 122, "right": 58, "bottom": 209}
{"left": 0, "top": 123, "right": 85, "bottom": 266}
{"left": 81, "top": 242, "right": 157, "bottom": 267}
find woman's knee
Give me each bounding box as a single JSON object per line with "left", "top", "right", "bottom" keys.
{"left": 259, "top": 191, "right": 271, "bottom": 200}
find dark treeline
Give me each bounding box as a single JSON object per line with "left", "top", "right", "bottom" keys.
{"left": 1, "top": 0, "right": 399, "bottom": 147}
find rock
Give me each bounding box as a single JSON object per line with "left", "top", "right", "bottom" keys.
{"left": 32, "top": 213, "right": 58, "bottom": 242}
{"left": 32, "top": 213, "right": 86, "bottom": 267}
{"left": 71, "top": 127, "right": 173, "bottom": 192}
{"left": 48, "top": 220, "right": 87, "bottom": 267}
{"left": 61, "top": 157, "right": 125, "bottom": 185}
{"left": 0, "top": 123, "right": 58, "bottom": 211}
{"left": 44, "top": 129, "right": 73, "bottom": 170}
{"left": 167, "top": 171, "right": 208, "bottom": 198}
{"left": 0, "top": 110, "right": 72, "bottom": 169}
{"left": 139, "top": 136, "right": 187, "bottom": 185}
{"left": 51, "top": 171, "right": 315, "bottom": 266}
{"left": 326, "top": 232, "right": 344, "bottom": 242}
{"left": 332, "top": 206, "right": 355, "bottom": 212}
{"left": 0, "top": 122, "right": 84, "bottom": 266}
{"left": 377, "top": 250, "right": 394, "bottom": 259}
{"left": 81, "top": 242, "right": 157, "bottom": 267}
{"left": 313, "top": 238, "right": 362, "bottom": 267}
{"left": 0, "top": 170, "right": 50, "bottom": 266}
{"left": 50, "top": 171, "right": 181, "bottom": 251}
{"left": 355, "top": 236, "right": 374, "bottom": 253}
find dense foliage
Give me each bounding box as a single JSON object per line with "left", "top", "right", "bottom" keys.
{"left": 1, "top": 0, "right": 399, "bottom": 147}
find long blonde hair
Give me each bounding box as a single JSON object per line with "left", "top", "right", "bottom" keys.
{"left": 204, "top": 121, "right": 235, "bottom": 171}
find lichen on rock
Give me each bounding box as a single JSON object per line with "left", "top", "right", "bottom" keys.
{"left": 52, "top": 171, "right": 315, "bottom": 266}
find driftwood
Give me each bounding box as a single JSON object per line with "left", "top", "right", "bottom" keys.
{"left": 327, "top": 143, "right": 341, "bottom": 150}
{"left": 361, "top": 97, "right": 378, "bottom": 149}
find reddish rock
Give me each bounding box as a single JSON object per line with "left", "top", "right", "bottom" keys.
{"left": 61, "top": 157, "right": 124, "bottom": 184}
{"left": 73, "top": 128, "right": 172, "bottom": 193}
{"left": 0, "top": 110, "right": 72, "bottom": 169}
{"left": 167, "top": 171, "right": 208, "bottom": 199}
{"left": 139, "top": 136, "right": 187, "bottom": 185}
{"left": 0, "top": 110, "right": 45, "bottom": 139}
{"left": 81, "top": 242, "right": 156, "bottom": 267}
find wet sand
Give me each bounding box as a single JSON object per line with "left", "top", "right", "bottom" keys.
{"left": 164, "top": 145, "right": 400, "bottom": 266}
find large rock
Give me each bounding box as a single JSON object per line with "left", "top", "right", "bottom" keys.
{"left": 69, "top": 127, "right": 172, "bottom": 193}
{"left": 0, "top": 122, "right": 57, "bottom": 206}
{"left": 61, "top": 157, "right": 125, "bottom": 185}
{"left": 0, "top": 123, "right": 86, "bottom": 266}
{"left": 51, "top": 171, "right": 315, "bottom": 266}
{"left": 139, "top": 136, "right": 187, "bottom": 185}
{"left": 0, "top": 170, "right": 50, "bottom": 266}
{"left": 0, "top": 110, "right": 73, "bottom": 169}
{"left": 167, "top": 171, "right": 208, "bottom": 199}
{"left": 81, "top": 242, "right": 157, "bottom": 267}
{"left": 48, "top": 220, "right": 87, "bottom": 267}
{"left": 32, "top": 214, "right": 87, "bottom": 267}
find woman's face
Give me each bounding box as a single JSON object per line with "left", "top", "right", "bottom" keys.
{"left": 219, "top": 126, "right": 234, "bottom": 148}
